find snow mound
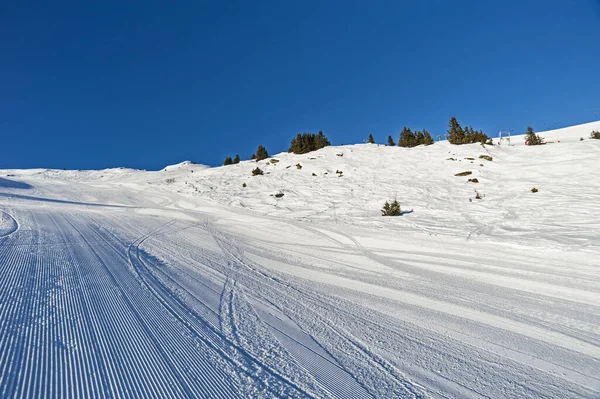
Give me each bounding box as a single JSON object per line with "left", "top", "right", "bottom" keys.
{"left": 501, "top": 120, "right": 600, "bottom": 145}
{"left": 162, "top": 160, "right": 209, "bottom": 172}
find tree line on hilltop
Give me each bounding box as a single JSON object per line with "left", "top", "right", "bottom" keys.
{"left": 223, "top": 116, "right": 494, "bottom": 165}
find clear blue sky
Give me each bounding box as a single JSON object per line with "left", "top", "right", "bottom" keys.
{"left": 2, "top": 1, "right": 599, "bottom": 170}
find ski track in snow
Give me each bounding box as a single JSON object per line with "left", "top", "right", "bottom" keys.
{"left": 0, "top": 210, "right": 19, "bottom": 238}
{"left": 1, "top": 122, "right": 600, "bottom": 398}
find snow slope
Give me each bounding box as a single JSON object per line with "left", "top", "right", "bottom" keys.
{"left": 0, "top": 121, "right": 599, "bottom": 398}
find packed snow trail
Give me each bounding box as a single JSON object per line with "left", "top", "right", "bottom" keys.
{"left": 0, "top": 198, "right": 598, "bottom": 398}
{"left": 0, "top": 204, "right": 379, "bottom": 398}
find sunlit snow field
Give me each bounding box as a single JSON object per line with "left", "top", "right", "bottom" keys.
{"left": 1, "top": 121, "right": 599, "bottom": 398}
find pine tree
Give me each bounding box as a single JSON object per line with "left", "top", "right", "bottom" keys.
{"left": 318, "top": 131, "right": 331, "bottom": 147}
{"left": 399, "top": 127, "right": 417, "bottom": 147}
{"left": 368, "top": 134, "right": 375, "bottom": 144}
{"left": 233, "top": 154, "right": 240, "bottom": 164}
{"left": 423, "top": 129, "right": 434, "bottom": 145}
{"left": 416, "top": 131, "right": 425, "bottom": 145}
{"left": 447, "top": 117, "right": 465, "bottom": 144}
{"left": 288, "top": 134, "right": 301, "bottom": 153}
{"left": 251, "top": 153, "right": 256, "bottom": 160}
{"left": 387, "top": 135, "right": 395, "bottom": 146}
{"left": 255, "top": 145, "right": 268, "bottom": 161}
{"left": 525, "top": 126, "right": 544, "bottom": 145}
{"left": 223, "top": 156, "right": 233, "bottom": 166}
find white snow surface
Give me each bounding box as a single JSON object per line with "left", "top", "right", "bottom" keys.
{"left": 0, "top": 121, "right": 599, "bottom": 398}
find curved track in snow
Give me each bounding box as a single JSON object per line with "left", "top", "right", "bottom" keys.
{"left": 0, "top": 210, "right": 18, "bottom": 238}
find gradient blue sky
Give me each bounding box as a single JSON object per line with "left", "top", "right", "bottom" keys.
{"left": 2, "top": 1, "right": 599, "bottom": 170}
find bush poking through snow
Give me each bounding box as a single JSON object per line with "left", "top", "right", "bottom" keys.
{"left": 242, "top": 183, "right": 247, "bottom": 188}
{"left": 525, "top": 126, "right": 545, "bottom": 145}
{"left": 468, "top": 178, "right": 479, "bottom": 183}
{"left": 479, "top": 155, "right": 493, "bottom": 161}
{"left": 274, "top": 192, "right": 284, "bottom": 198}
{"left": 296, "top": 163, "right": 302, "bottom": 170}
{"left": 531, "top": 187, "right": 538, "bottom": 193}
{"left": 381, "top": 199, "right": 401, "bottom": 216}
{"left": 165, "top": 178, "right": 175, "bottom": 184}
{"left": 475, "top": 191, "right": 483, "bottom": 200}
{"left": 270, "top": 159, "right": 279, "bottom": 164}
{"left": 387, "top": 136, "right": 396, "bottom": 146}
{"left": 590, "top": 131, "right": 600, "bottom": 139}
{"left": 455, "top": 171, "right": 472, "bottom": 176}
{"left": 251, "top": 167, "right": 263, "bottom": 176}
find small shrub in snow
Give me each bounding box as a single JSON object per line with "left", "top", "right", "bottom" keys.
{"left": 381, "top": 199, "right": 401, "bottom": 216}
{"left": 296, "top": 163, "right": 302, "bottom": 170}
{"left": 368, "top": 134, "right": 375, "bottom": 144}
{"left": 531, "top": 187, "right": 538, "bottom": 193}
{"left": 270, "top": 159, "right": 279, "bottom": 163}
{"left": 387, "top": 136, "right": 395, "bottom": 146}
{"left": 455, "top": 171, "right": 472, "bottom": 176}
{"left": 468, "top": 178, "right": 479, "bottom": 183}
{"left": 274, "top": 192, "right": 284, "bottom": 198}
{"left": 479, "top": 155, "right": 493, "bottom": 161}
{"left": 525, "top": 126, "right": 545, "bottom": 145}
{"left": 475, "top": 191, "right": 483, "bottom": 200}
{"left": 251, "top": 167, "right": 263, "bottom": 176}
{"left": 312, "top": 173, "right": 317, "bottom": 176}
{"left": 165, "top": 178, "right": 175, "bottom": 184}
{"left": 242, "top": 183, "right": 247, "bottom": 188}
{"left": 590, "top": 131, "right": 600, "bottom": 139}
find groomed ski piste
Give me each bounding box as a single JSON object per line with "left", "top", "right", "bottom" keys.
{"left": 1, "top": 121, "right": 599, "bottom": 398}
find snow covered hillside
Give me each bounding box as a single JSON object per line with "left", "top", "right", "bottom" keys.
{"left": 0, "top": 121, "right": 599, "bottom": 398}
